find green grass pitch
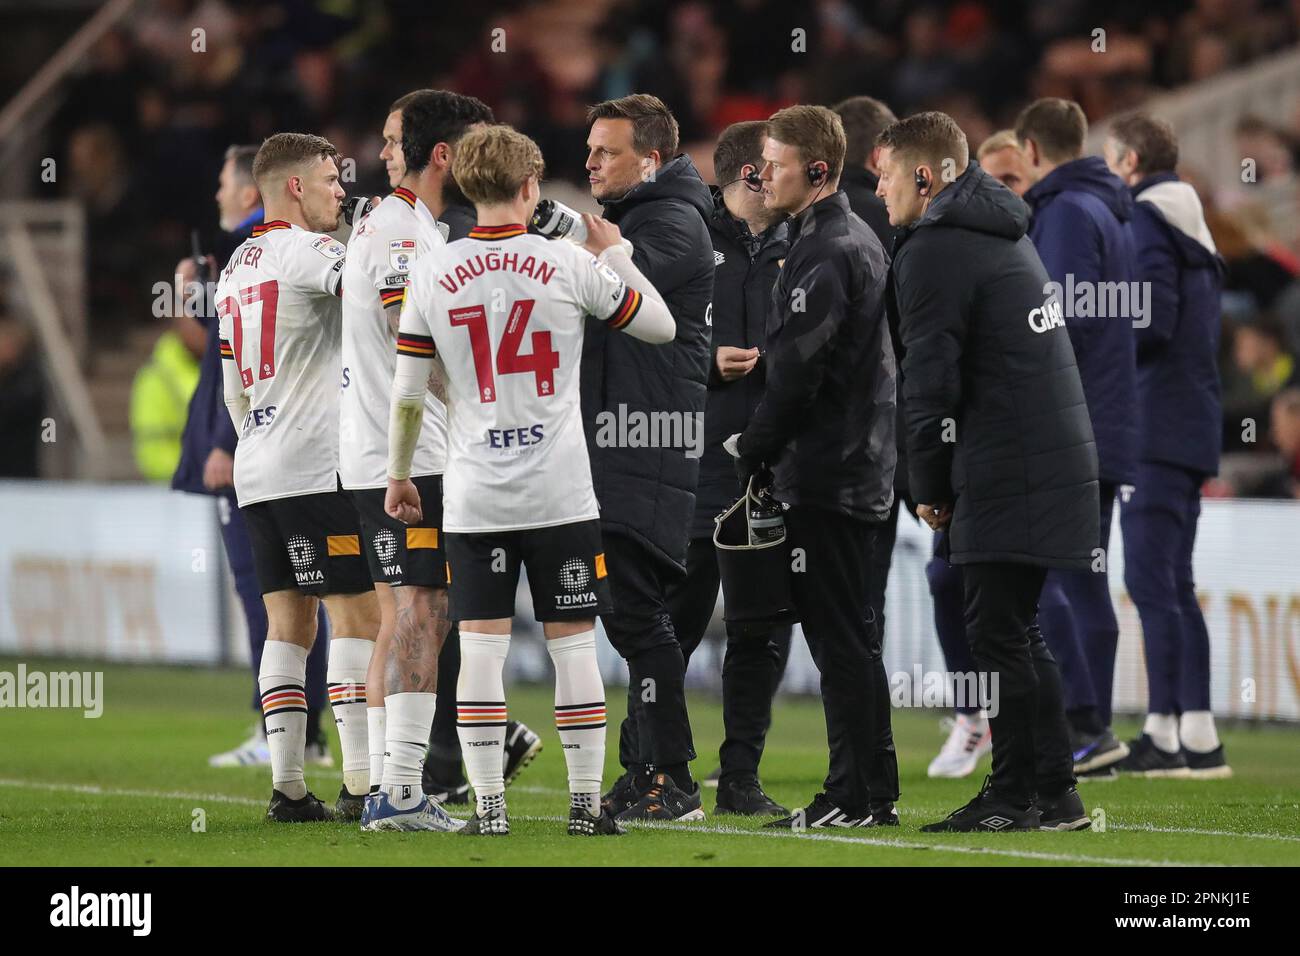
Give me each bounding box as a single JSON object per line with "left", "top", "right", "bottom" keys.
{"left": 1, "top": 657, "right": 1297, "bottom": 866}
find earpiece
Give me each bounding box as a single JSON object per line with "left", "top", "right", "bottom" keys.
{"left": 807, "top": 163, "right": 827, "bottom": 185}
{"left": 721, "top": 165, "right": 765, "bottom": 192}
{"left": 914, "top": 168, "right": 930, "bottom": 195}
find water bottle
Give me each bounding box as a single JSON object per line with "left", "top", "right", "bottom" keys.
{"left": 747, "top": 482, "right": 785, "bottom": 546}
{"left": 529, "top": 198, "right": 587, "bottom": 244}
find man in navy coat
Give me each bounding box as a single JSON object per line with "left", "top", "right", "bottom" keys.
{"left": 1019, "top": 99, "right": 1136, "bottom": 775}
{"left": 1104, "top": 112, "right": 1231, "bottom": 779}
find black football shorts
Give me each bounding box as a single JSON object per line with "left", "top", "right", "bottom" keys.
{"left": 242, "top": 487, "right": 372, "bottom": 596}
{"left": 444, "top": 519, "right": 613, "bottom": 622}
{"left": 351, "top": 475, "right": 447, "bottom": 589}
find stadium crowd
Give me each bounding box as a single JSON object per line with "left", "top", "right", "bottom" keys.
{"left": 2, "top": 0, "right": 1298, "bottom": 494}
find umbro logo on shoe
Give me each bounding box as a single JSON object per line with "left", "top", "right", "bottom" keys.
{"left": 980, "top": 815, "right": 1015, "bottom": 831}
{"left": 791, "top": 807, "right": 866, "bottom": 830}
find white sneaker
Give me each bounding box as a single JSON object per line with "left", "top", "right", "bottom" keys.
{"left": 927, "top": 713, "right": 992, "bottom": 778}
{"left": 304, "top": 740, "right": 335, "bottom": 768}
{"left": 209, "top": 726, "right": 271, "bottom": 767}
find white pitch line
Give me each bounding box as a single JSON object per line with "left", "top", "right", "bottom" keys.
{"left": 0, "top": 779, "right": 1287, "bottom": 864}
{"left": 514, "top": 817, "right": 1234, "bottom": 868}
{"left": 0, "top": 778, "right": 266, "bottom": 806}
{"left": 1112, "top": 823, "right": 1300, "bottom": 843}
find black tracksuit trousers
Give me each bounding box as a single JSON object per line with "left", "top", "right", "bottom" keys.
{"left": 961, "top": 562, "right": 1077, "bottom": 806}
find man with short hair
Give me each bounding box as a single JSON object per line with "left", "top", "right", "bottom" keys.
{"left": 1017, "top": 97, "right": 1137, "bottom": 775}
{"left": 976, "top": 130, "right": 1032, "bottom": 196}
{"left": 341, "top": 89, "right": 502, "bottom": 832}
{"left": 583, "top": 93, "right": 715, "bottom": 822}
{"left": 218, "top": 132, "right": 379, "bottom": 823}
{"left": 387, "top": 123, "right": 676, "bottom": 836}
{"left": 831, "top": 95, "right": 898, "bottom": 249}
{"left": 831, "top": 96, "right": 912, "bottom": 800}
{"left": 877, "top": 110, "right": 1091, "bottom": 831}
{"left": 175, "top": 146, "right": 334, "bottom": 772}
{"left": 1104, "top": 112, "right": 1231, "bottom": 778}
{"left": 732, "top": 104, "right": 899, "bottom": 829}
{"left": 656, "top": 119, "right": 792, "bottom": 816}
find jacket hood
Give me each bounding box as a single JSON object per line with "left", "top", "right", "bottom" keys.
{"left": 1134, "top": 174, "right": 1218, "bottom": 259}
{"left": 1026, "top": 156, "right": 1134, "bottom": 223}
{"left": 909, "top": 163, "right": 1030, "bottom": 240}
{"left": 601, "top": 154, "right": 714, "bottom": 222}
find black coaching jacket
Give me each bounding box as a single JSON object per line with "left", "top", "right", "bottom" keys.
{"left": 737, "top": 189, "right": 897, "bottom": 522}
{"left": 890, "top": 163, "right": 1099, "bottom": 569}
{"left": 692, "top": 190, "right": 789, "bottom": 538}
{"left": 582, "top": 155, "right": 715, "bottom": 571}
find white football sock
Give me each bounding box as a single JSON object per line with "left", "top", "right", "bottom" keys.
{"left": 328, "top": 637, "right": 374, "bottom": 795}
{"left": 1143, "top": 712, "right": 1179, "bottom": 753}
{"left": 367, "top": 705, "right": 386, "bottom": 793}
{"left": 457, "top": 630, "right": 510, "bottom": 813}
{"left": 547, "top": 629, "right": 606, "bottom": 810}
{"left": 259, "top": 641, "right": 309, "bottom": 801}
{"left": 383, "top": 692, "right": 437, "bottom": 809}
{"left": 1179, "top": 710, "right": 1220, "bottom": 753}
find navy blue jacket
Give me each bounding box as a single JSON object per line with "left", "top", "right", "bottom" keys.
{"left": 172, "top": 210, "right": 262, "bottom": 496}
{"left": 1025, "top": 156, "right": 1137, "bottom": 485}
{"left": 1129, "top": 173, "right": 1224, "bottom": 477}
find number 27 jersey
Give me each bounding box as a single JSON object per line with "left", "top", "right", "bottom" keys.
{"left": 216, "top": 221, "right": 347, "bottom": 506}
{"left": 398, "top": 226, "right": 643, "bottom": 533}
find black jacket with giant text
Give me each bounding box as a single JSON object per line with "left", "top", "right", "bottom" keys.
{"left": 890, "top": 163, "right": 1099, "bottom": 569}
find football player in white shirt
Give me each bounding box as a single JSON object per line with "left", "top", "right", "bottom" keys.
{"left": 341, "top": 90, "right": 503, "bottom": 833}
{"left": 217, "top": 132, "right": 379, "bottom": 823}
{"left": 386, "top": 125, "right": 676, "bottom": 836}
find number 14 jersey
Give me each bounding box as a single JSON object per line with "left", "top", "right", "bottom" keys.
{"left": 397, "top": 224, "right": 643, "bottom": 533}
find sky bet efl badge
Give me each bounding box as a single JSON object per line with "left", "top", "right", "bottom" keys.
{"left": 390, "top": 239, "right": 416, "bottom": 273}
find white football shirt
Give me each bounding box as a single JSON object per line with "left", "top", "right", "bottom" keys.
{"left": 217, "top": 220, "right": 346, "bottom": 506}
{"left": 339, "top": 187, "right": 447, "bottom": 489}
{"left": 397, "top": 225, "right": 644, "bottom": 532}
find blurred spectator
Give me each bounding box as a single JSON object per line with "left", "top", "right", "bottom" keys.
{"left": 65, "top": 124, "right": 152, "bottom": 351}
{"left": 0, "top": 311, "right": 45, "bottom": 479}
{"left": 1265, "top": 387, "right": 1300, "bottom": 497}
{"left": 130, "top": 320, "right": 203, "bottom": 481}
{"left": 893, "top": 7, "right": 961, "bottom": 112}
{"left": 1223, "top": 312, "right": 1299, "bottom": 455}
{"left": 19, "top": 0, "right": 1300, "bottom": 362}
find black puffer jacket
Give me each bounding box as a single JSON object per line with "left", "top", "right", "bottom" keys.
{"left": 890, "top": 164, "right": 1099, "bottom": 569}
{"left": 737, "top": 189, "right": 896, "bottom": 522}
{"left": 693, "top": 191, "right": 789, "bottom": 538}
{"left": 439, "top": 200, "right": 476, "bottom": 241}
{"left": 581, "top": 155, "right": 715, "bottom": 570}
